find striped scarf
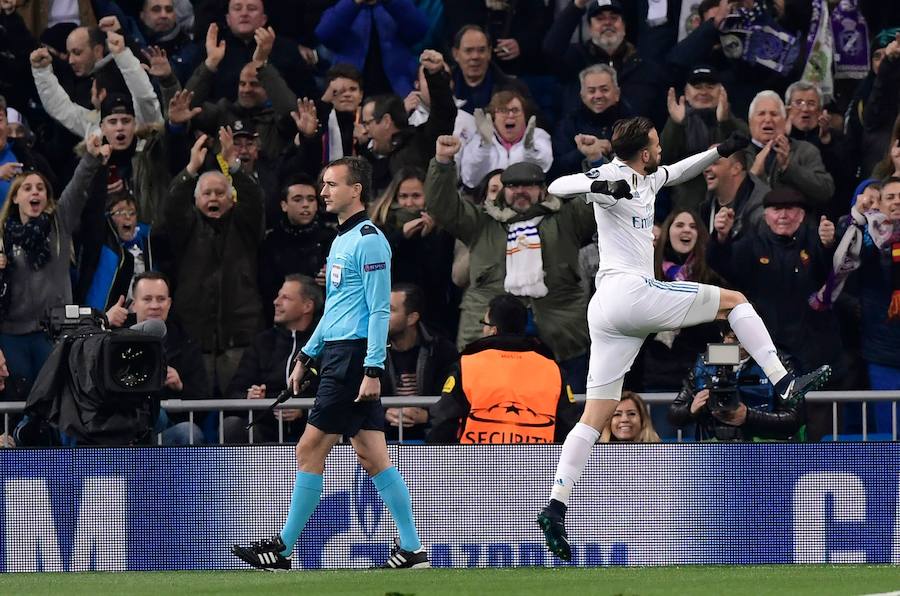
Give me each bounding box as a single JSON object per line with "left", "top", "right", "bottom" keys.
{"left": 504, "top": 216, "right": 547, "bottom": 298}
{"left": 809, "top": 210, "right": 898, "bottom": 319}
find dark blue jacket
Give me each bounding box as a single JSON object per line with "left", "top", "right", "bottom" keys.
{"left": 707, "top": 222, "right": 841, "bottom": 375}
{"left": 315, "top": 0, "right": 428, "bottom": 97}
{"left": 542, "top": 2, "right": 667, "bottom": 126}
{"left": 551, "top": 101, "right": 634, "bottom": 177}
{"left": 82, "top": 221, "right": 155, "bottom": 311}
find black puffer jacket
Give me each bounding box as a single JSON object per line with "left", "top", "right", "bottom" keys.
{"left": 706, "top": 220, "right": 841, "bottom": 375}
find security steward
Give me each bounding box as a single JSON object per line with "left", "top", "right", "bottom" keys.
{"left": 428, "top": 293, "right": 583, "bottom": 443}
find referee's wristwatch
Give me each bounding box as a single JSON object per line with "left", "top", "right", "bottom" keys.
{"left": 294, "top": 351, "right": 313, "bottom": 368}
{"left": 364, "top": 367, "right": 383, "bottom": 379}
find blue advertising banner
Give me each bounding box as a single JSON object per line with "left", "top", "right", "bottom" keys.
{"left": 0, "top": 444, "right": 897, "bottom": 571}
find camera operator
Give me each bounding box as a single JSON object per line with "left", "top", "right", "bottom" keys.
{"left": 668, "top": 324, "right": 806, "bottom": 442}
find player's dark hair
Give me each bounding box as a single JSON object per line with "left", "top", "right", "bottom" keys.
{"left": 284, "top": 273, "right": 324, "bottom": 316}
{"left": 882, "top": 176, "right": 900, "bottom": 187}
{"left": 326, "top": 156, "right": 374, "bottom": 205}
{"left": 131, "top": 271, "right": 170, "bottom": 296}
{"left": 363, "top": 94, "right": 408, "bottom": 128}
{"left": 487, "top": 294, "right": 528, "bottom": 335}
{"left": 611, "top": 116, "right": 655, "bottom": 161}
{"left": 393, "top": 282, "right": 425, "bottom": 318}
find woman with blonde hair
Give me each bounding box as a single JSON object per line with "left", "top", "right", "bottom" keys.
{"left": 0, "top": 133, "right": 106, "bottom": 388}
{"left": 600, "top": 391, "right": 661, "bottom": 443}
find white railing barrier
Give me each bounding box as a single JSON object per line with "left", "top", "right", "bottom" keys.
{"left": 1, "top": 391, "right": 898, "bottom": 444}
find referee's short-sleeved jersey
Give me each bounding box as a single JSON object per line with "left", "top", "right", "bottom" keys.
{"left": 302, "top": 210, "right": 392, "bottom": 369}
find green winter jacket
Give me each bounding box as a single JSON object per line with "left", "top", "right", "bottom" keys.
{"left": 425, "top": 158, "right": 594, "bottom": 361}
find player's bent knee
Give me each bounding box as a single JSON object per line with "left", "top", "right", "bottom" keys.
{"left": 580, "top": 399, "right": 619, "bottom": 431}
{"left": 718, "top": 289, "right": 747, "bottom": 313}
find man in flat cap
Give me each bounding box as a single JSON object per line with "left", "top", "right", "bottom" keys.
{"left": 423, "top": 135, "right": 596, "bottom": 394}
{"left": 707, "top": 186, "right": 842, "bottom": 439}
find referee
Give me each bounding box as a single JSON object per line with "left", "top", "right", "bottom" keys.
{"left": 232, "top": 157, "right": 428, "bottom": 570}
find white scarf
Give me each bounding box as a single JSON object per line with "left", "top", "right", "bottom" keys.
{"left": 327, "top": 109, "right": 344, "bottom": 162}
{"left": 504, "top": 216, "right": 548, "bottom": 298}
{"left": 647, "top": 0, "right": 668, "bottom": 27}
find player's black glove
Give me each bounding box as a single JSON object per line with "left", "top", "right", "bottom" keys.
{"left": 590, "top": 179, "right": 632, "bottom": 200}
{"left": 717, "top": 131, "right": 750, "bottom": 157}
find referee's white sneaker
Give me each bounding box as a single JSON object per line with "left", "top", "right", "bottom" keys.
{"left": 231, "top": 535, "right": 292, "bottom": 571}
{"left": 378, "top": 538, "right": 430, "bottom": 569}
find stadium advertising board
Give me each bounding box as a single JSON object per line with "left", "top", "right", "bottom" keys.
{"left": 1, "top": 444, "right": 897, "bottom": 571}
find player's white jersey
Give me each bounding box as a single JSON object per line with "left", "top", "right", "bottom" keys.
{"left": 548, "top": 148, "right": 720, "bottom": 279}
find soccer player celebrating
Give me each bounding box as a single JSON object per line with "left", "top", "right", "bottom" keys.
{"left": 231, "top": 157, "right": 428, "bottom": 570}
{"left": 535, "top": 117, "right": 831, "bottom": 560}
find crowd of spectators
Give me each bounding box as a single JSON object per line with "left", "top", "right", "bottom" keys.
{"left": 0, "top": 0, "right": 897, "bottom": 446}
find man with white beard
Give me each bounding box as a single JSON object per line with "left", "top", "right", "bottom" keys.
{"left": 542, "top": 0, "right": 666, "bottom": 126}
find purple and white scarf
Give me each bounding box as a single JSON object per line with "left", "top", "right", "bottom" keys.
{"left": 830, "top": 0, "right": 870, "bottom": 80}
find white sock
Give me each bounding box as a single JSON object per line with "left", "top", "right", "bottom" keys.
{"left": 549, "top": 423, "right": 600, "bottom": 506}
{"left": 727, "top": 302, "right": 788, "bottom": 384}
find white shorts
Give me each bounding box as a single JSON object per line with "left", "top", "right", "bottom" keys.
{"left": 585, "top": 272, "right": 720, "bottom": 398}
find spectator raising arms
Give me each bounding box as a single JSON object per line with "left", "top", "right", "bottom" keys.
{"left": 0, "top": 132, "right": 107, "bottom": 390}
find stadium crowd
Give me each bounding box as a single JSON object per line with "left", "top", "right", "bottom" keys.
{"left": 0, "top": 0, "right": 897, "bottom": 446}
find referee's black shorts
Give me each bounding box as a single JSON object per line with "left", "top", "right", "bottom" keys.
{"left": 307, "top": 339, "right": 384, "bottom": 437}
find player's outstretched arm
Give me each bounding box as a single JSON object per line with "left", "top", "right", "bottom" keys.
{"left": 548, "top": 171, "right": 608, "bottom": 196}
{"left": 660, "top": 131, "right": 749, "bottom": 187}
{"left": 548, "top": 169, "right": 629, "bottom": 206}
{"left": 659, "top": 147, "right": 720, "bottom": 187}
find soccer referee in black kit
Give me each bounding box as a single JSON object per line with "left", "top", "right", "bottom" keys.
{"left": 232, "top": 157, "right": 428, "bottom": 570}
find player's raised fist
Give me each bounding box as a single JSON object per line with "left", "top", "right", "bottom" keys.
{"left": 435, "top": 135, "right": 461, "bottom": 164}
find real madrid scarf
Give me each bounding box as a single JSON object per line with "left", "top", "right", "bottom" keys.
{"left": 809, "top": 209, "right": 898, "bottom": 319}
{"left": 504, "top": 216, "right": 548, "bottom": 298}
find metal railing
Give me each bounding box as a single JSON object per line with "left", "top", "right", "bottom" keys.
{"left": 1, "top": 391, "right": 898, "bottom": 444}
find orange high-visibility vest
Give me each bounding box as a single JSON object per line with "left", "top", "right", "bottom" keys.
{"left": 459, "top": 348, "right": 562, "bottom": 444}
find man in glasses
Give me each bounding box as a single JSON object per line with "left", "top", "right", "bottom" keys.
{"left": 784, "top": 81, "right": 854, "bottom": 221}
{"left": 358, "top": 49, "right": 456, "bottom": 194}
{"left": 76, "top": 193, "right": 157, "bottom": 327}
